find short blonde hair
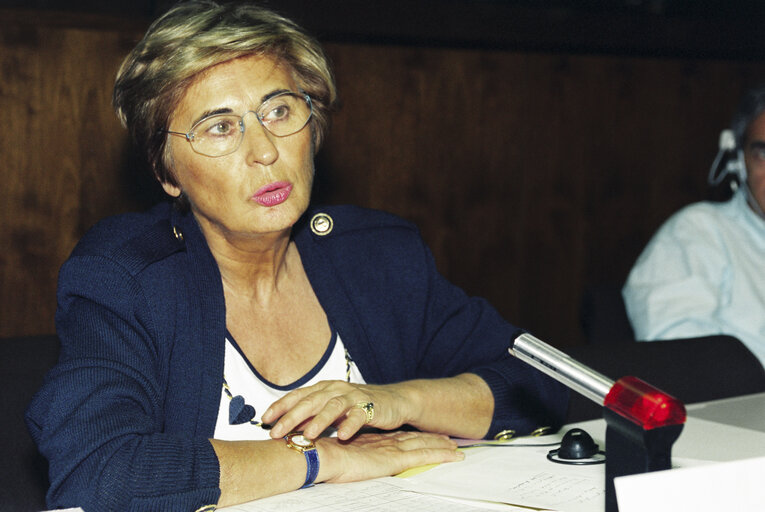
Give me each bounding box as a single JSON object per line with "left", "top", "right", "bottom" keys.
{"left": 113, "top": 0, "right": 337, "bottom": 186}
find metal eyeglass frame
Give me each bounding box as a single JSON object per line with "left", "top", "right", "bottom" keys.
{"left": 163, "top": 91, "right": 313, "bottom": 157}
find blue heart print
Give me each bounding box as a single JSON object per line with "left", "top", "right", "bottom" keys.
{"left": 229, "top": 395, "right": 257, "bottom": 424}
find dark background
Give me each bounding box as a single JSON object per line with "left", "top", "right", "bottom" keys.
{"left": 4, "top": 0, "right": 765, "bottom": 59}
{"left": 2, "top": 0, "right": 765, "bottom": 347}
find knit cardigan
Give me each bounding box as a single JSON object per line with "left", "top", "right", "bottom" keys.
{"left": 26, "top": 202, "right": 568, "bottom": 511}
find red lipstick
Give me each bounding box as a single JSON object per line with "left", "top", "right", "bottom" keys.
{"left": 253, "top": 181, "right": 292, "bottom": 207}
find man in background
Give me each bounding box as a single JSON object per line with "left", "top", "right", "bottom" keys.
{"left": 623, "top": 85, "right": 765, "bottom": 368}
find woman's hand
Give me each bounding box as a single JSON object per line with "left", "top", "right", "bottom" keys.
{"left": 213, "top": 430, "right": 464, "bottom": 507}
{"left": 262, "top": 380, "right": 409, "bottom": 440}
{"left": 316, "top": 431, "right": 464, "bottom": 484}
{"left": 263, "top": 374, "right": 494, "bottom": 441}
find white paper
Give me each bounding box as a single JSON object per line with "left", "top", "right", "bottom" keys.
{"left": 615, "top": 455, "right": 765, "bottom": 512}
{"left": 396, "top": 445, "right": 605, "bottom": 512}
{"left": 218, "top": 479, "right": 514, "bottom": 511}
{"left": 397, "top": 446, "right": 707, "bottom": 512}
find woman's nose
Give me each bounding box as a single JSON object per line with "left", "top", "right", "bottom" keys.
{"left": 242, "top": 114, "right": 278, "bottom": 166}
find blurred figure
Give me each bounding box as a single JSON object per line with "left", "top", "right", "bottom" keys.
{"left": 623, "top": 85, "right": 765, "bottom": 368}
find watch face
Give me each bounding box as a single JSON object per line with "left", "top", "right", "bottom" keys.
{"left": 286, "top": 433, "right": 315, "bottom": 450}
{"left": 291, "top": 434, "right": 311, "bottom": 447}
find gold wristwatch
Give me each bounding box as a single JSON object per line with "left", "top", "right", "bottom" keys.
{"left": 284, "top": 432, "right": 319, "bottom": 488}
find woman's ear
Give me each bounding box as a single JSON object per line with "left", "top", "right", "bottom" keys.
{"left": 161, "top": 180, "right": 182, "bottom": 198}
{"left": 156, "top": 143, "right": 181, "bottom": 197}
{"left": 156, "top": 157, "right": 181, "bottom": 198}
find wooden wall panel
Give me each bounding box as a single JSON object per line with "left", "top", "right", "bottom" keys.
{"left": 0, "top": 19, "right": 142, "bottom": 336}
{"left": 2, "top": 12, "right": 765, "bottom": 348}
{"left": 318, "top": 44, "right": 765, "bottom": 346}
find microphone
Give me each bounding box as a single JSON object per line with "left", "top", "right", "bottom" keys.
{"left": 509, "top": 332, "right": 613, "bottom": 405}
{"left": 509, "top": 332, "right": 686, "bottom": 512}
{"left": 509, "top": 332, "right": 685, "bottom": 429}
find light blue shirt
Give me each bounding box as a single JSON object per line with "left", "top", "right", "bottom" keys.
{"left": 623, "top": 190, "right": 765, "bottom": 367}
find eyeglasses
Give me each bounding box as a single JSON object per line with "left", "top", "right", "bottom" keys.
{"left": 164, "top": 91, "right": 313, "bottom": 157}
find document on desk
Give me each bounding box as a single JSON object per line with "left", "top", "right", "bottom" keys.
{"left": 396, "top": 445, "right": 605, "bottom": 512}
{"left": 218, "top": 478, "right": 523, "bottom": 511}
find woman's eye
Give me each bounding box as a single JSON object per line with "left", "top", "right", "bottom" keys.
{"left": 197, "top": 117, "right": 239, "bottom": 138}
{"left": 208, "top": 120, "right": 235, "bottom": 136}
{"left": 263, "top": 104, "right": 290, "bottom": 123}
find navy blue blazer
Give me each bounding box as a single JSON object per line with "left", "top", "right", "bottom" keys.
{"left": 27, "top": 202, "right": 567, "bottom": 511}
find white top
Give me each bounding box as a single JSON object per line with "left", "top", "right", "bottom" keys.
{"left": 623, "top": 190, "right": 765, "bottom": 367}
{"left": 214, "top": 331, "right": 366, "bottom": 441}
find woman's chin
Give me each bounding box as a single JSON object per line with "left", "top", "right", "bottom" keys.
{"left": 247, "top": 204, "right": 305, "bottom": 235}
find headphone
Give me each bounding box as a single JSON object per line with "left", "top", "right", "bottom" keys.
{"left": 707, "top": 128, "right": 746, "bottom": 190}
{"left": 708, "top": 127, "right": 765, "bottom": 219}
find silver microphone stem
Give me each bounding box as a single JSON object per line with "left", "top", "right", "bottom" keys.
{"left": 510, "top": 333, "right": 614, "bottom": 405}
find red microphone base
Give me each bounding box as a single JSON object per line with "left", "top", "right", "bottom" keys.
{"left": 602, "top": 376, "right": 686, "bottom": 512}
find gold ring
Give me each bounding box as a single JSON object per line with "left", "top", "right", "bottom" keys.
{"left": 354, "top": 401, "right": 374, "bottom": 423}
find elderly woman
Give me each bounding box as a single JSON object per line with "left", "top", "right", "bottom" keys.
{"left": 26, "top": 1, "right": 567, "bottom": 510}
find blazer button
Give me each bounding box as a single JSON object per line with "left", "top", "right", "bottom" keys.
{"left": 172, "top": 226, "right": 184, "bottom": 241}
{"left": 493, "top": 429, "right": 516, "bottom": 441}
{"left": 310, "top": 213, "right": 333, "bottom": 236}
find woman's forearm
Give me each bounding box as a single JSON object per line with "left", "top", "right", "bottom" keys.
{"left": 390, "top": 373, "right": 494, "bottom": 439}
{"left": 211, "top": 438, "right": 308, "bottom": 507}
